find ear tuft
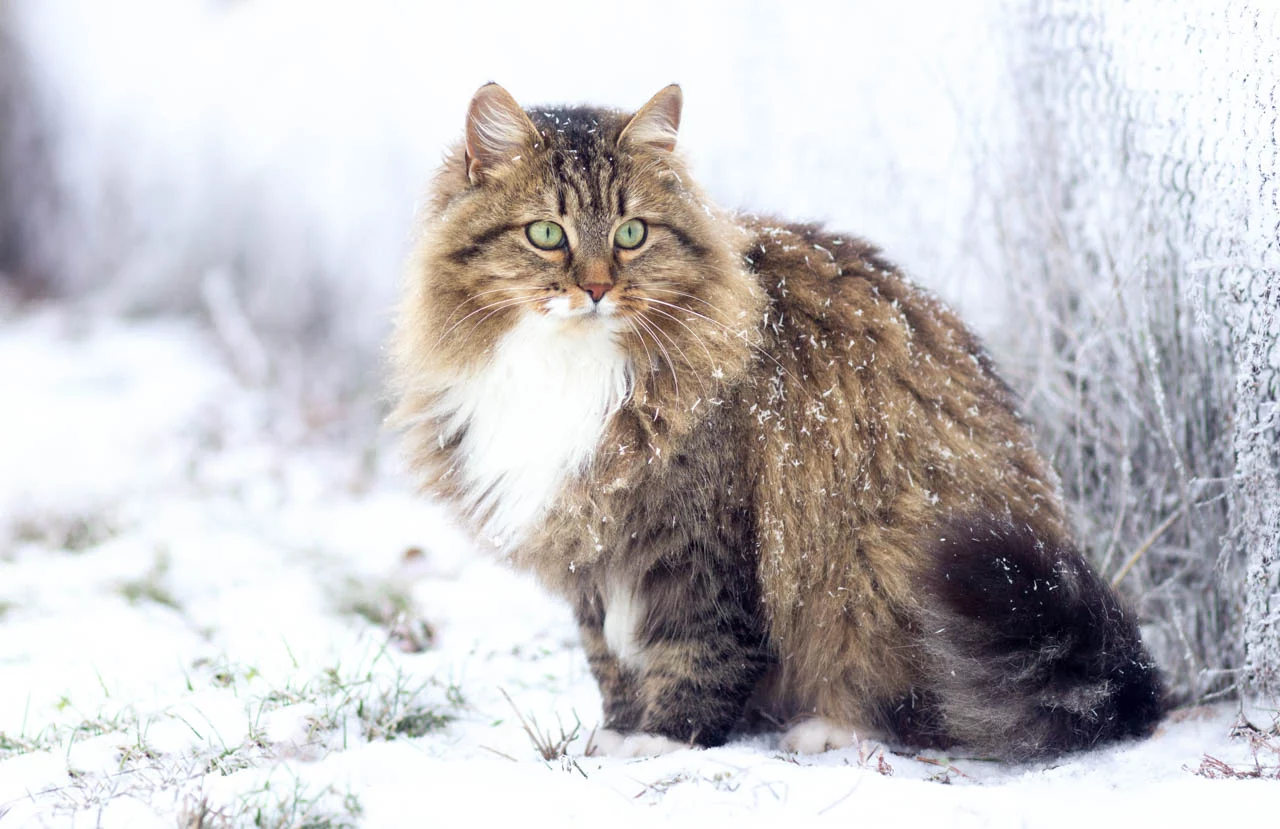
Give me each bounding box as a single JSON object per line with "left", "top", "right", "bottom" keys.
{"left": 619, "top": 84, "right": 682, "bottom": 153}
{"left": 464, "top": 83, "right": 540, "bottom": 184}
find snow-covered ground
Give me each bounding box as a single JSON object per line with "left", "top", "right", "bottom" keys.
{"left": 2, "top": 310, "right": 1278, "bottom": 828}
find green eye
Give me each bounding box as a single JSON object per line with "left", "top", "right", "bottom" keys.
{"left": 614, "top": 218, "right": 647, "bottom": 250}
{"left": 526, "top": 221, "right": 565, "bottom": 250}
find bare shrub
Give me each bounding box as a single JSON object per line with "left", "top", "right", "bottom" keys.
{"left": 983, "top": 3, "right": 1279, "bottom": 703}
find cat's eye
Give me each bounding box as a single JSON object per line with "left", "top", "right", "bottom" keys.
{"left": 614, "top": 218, "right": 647, "bottom": 250}
{"left": 526, "top": 221, "right": 566, "bottom": 250}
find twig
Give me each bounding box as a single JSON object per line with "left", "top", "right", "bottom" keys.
{"left": 201, "top": 267, "right": 271, "bottom": 385}
{"left": 478, "top": 745, "right": 518, "bottom": 763}
{"left": 1187, "top": 753, "right": 1279, "bottom": 780}
{"left": 1110, "top": 505, "right": 1187, "bottom": 588}
{"left": 817, "top": 780, "right": 862, "bottom": 815}
{"left": 914, "top": 755, "right": 972, "bottom": 781}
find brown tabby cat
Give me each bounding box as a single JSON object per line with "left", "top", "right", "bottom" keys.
{"left": 389, "top": 83, "right": 1164, "bottom": 759}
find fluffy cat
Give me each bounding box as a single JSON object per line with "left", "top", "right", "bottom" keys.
{"left": 389, "top": 83, "right": 1165, "bottom": 759}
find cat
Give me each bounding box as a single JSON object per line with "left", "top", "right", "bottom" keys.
{"left": 388, "top": 83, "right": 1165, "bottom": 759}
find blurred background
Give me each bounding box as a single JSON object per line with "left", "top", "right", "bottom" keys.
{"left": 2, "top": 0, "right": 1278, "bottom": 705}
{"left": 0, "top": 0, "right": 1017, "bottom": 408}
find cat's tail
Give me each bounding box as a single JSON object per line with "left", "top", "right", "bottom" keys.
{"left": 909, "top": 517, "right": 1165, "bottom": 760}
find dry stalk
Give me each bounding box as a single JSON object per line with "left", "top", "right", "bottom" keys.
{"left": 497, "top": 688, "right": 582, "bottom": 762}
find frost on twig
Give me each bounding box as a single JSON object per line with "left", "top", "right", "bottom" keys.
{"left": 1231, "top": 265, "right": 1280, "bottom": 701}
{"left": 985, "top": 4, "right": 1279, "bottom": 703}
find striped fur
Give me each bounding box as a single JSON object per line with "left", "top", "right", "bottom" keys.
{"left": 389, "top": 84, "right": 1165, "bottom": 759}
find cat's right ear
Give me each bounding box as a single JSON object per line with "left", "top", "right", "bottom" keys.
{"left": 464, "top": 83, "right": 541, "bottom": 185}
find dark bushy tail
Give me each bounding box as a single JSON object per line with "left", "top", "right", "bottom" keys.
{"left": 911, "top": 518, "right": 1165, "bottom": 760}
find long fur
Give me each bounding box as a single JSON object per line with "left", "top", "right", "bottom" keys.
{"left": 429, "top": 312, "right": 631, "bottom": 547}
{"left": 389, "top": 84, "right": 1166, "bottom": 759}
{"left": 913, "top": 518, "right": 1165, "bottom": 758}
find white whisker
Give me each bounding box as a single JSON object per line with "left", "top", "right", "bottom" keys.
{"left": 644, "top": 286, "right": 723, "bottom": 315}
{"left": 642, "top": 296, "right": 812, "bottom": 397}
{"left": 432, "top": 294, "right": 544, "bottom": 352}
{"left": 645, "top": 305, "right": 718, "bottom": 371}
{"left": 623, "top": 317, "right": 657, "bottom": 377}
{"left": 459, "top": 296, "right": 548, "bottom": 344}
{"left": 631, "top": 312, "right": 681, "bottom": 403}
{"left": 641, "top": 308, "right": 716, "bottom": 399}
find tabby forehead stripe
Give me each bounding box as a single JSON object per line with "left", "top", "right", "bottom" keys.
{"left": 606, "top": 164, "right": 621, "bottom": 212}
{"left": 555, "top": 153, "right": 589, "bottom": 211}
{"left": 591, "top": 158, "right": 615, "bottom": 213}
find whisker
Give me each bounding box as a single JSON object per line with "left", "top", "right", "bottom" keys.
{"left": 457, "top": 296, "right": 547, "bottom": 345}
{"left": 645, "top": 305, "right": 718, "bottom": 371}
{"left": 428, "top": 281, "right": 558, "bottom": 353}
{"left": 632, "top": 313, "right": 681, "bottom": 401}
{"left": 643, "top": 286, "right": 723, "bottom": 316}
{"left": 623, "top": 316, "right": 657, "bottom": 378}
{"left": 641, "top": 297, "right": 813, "bottom": 398}
{"left": 638, "top": 309, "right": 712, "bottom": 399}
{"left": 631, "top": 313, "right": 681, "bottom": 403}
{"left": 432, "top": 285, "right": 529, "bottom": 342}
{"left": 432, "top": 296, "right": 523, "bottom": 351}
{"left": 640, "top": 297, "right": 739, "bottom": 334}
{"left": 432, "top": 294, "right": 544, "bottom": 352}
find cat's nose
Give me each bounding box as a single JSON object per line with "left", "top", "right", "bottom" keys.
{"left": 582, "top": 283, "right": 611, "bottom": 303}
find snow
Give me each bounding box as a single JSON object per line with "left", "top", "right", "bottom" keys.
{"left": 2, "top": 311, "right": 1278, "bottom": 827}
{"left": 4, "top": 0, "right": 1280, "bottom": 824}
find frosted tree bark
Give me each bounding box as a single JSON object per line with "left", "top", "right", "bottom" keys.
{"left": 1235, "top": 268, "right": 1280, "bottom": 700}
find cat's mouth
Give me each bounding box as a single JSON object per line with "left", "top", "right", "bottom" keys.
{"left": 542, "top": 293, "right": 620, "bottom": 321}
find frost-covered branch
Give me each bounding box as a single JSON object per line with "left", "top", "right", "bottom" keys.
{"left": 1232, "top": 266, "right": 1280, "bottom": 699}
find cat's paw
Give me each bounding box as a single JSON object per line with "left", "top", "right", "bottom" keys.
{"left": 779, "top": 717, "right": 860, "bottom": 754}
{"left": 584, "top": 727, "right": 690, "bottom": 757}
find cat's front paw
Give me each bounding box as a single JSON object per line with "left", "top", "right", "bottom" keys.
{"left": 584, "top": 727, "right": 690, "bottom": 758}
{"left": 779, "top": 717, "right": 861, "bottom": 754}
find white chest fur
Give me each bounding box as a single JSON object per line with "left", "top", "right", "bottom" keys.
{"left": 435, "top": 313, "right": 632, "bottom": 548}
{"left": 603, "top": 576, "right": 647, "bottom": 670}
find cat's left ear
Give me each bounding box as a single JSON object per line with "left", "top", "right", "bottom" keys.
{"left": 619, "top": 84, "right": 682, "bottom": 153}
{"left": 464, "top": 83, "right": 541, "bottom": 185}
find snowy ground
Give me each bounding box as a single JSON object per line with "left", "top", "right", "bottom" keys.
{"left": 1, "top": 310, "right": 1278, "bottom": 828}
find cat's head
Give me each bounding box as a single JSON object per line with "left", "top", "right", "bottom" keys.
{"left": 398, "top": 84, "right": 761, "bottom": 397}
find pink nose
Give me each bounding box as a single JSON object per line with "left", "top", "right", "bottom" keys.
{"left": 582, "top": 283, "right": 611, "bottom": 303}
